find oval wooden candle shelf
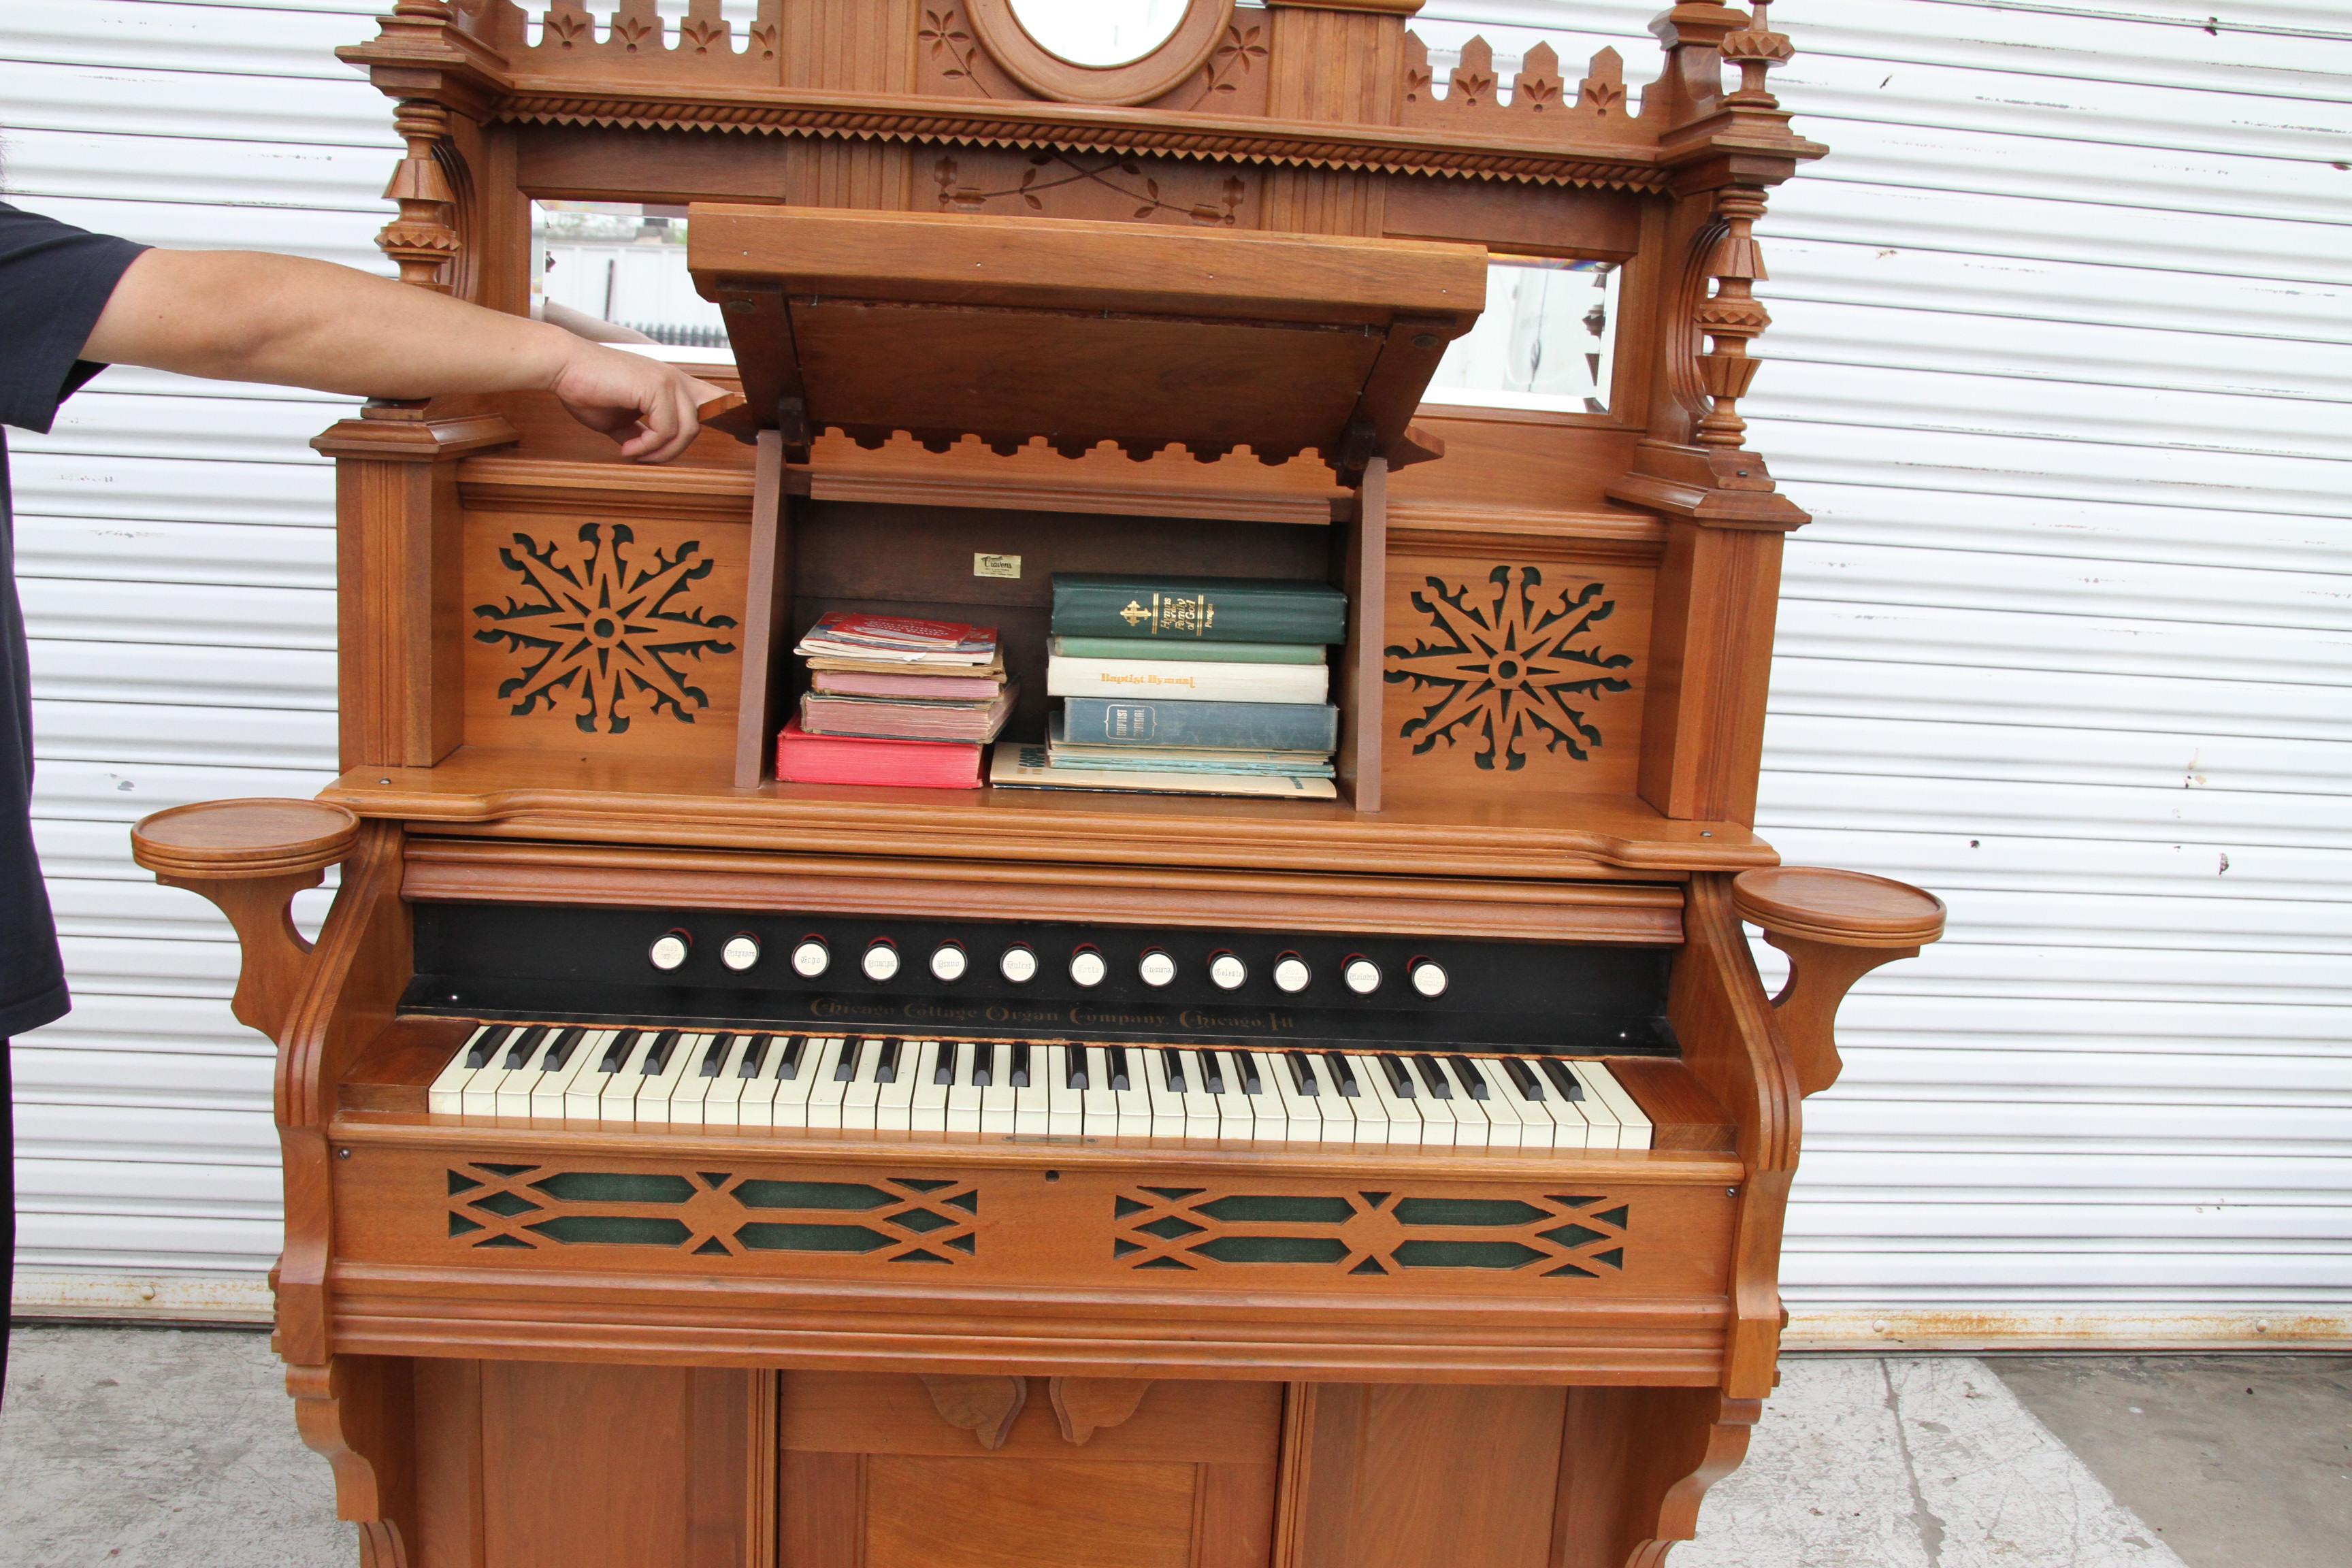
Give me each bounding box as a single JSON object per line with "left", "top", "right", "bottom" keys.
{"left": 1731, "top": 866, "right": 1946, "bottom": 949}
{"left": 131, "top": 798, "right": 361, "bottom": 881}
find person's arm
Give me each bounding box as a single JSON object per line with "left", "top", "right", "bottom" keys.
{"left": 80, "top": 248, "right": 725, "bottom": 463}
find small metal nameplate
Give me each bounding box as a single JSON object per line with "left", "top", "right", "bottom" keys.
{"left": 973, "top": 552, "right": 1022, "bottom": 579}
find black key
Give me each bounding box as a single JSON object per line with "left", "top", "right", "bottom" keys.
{"left": 1201, "top": 1051, "right": 1228, "bottom": 1095}
{"left": 598, "top": 1029, "right": 640, "bottom": 1074}
{"left": 699, "top": 1033, "right": 734, "bottom": 1077}
{"left": 1412, "top": 1054, "right": 1454, "bottom": 1100}
{"left": 1380, "top": 1054, "right": 1418, "bottom": 1098}
{"left": 1161, "top": 1047, "right": 1189, "bottom": 1094}
{"left": 834, "top": 1039, "right": 865, "bottom": 1082}
{"left": 1286, "top": 1051, "right": 1320, "bottom": 1096}
{"left": 502, "top": 1026, "right": 547, "bottom": 1070}
{"left": 641, "top": 1029, "right": 681, "bottom": 1075}
{"left": 1010, "top": 1043, "right": 1031, "bottom": 1089}
{"left": 1237, "top": 1052, "right": 1263, "bottom": 1095}
{"left": 1445, "top": 1055, "right": 1489, "bottom": 1100}
{"left": 1064, "top": 1047, "right": 1090, "bottom": 1092}
{"left": 738, "top": 1034, "right": 774, "bottom": 1079}
{"left": 933, "top": 1042, "right": 958, "bottom": 1085}
{"left": 875, "top": 1038, "right": 902, "bottom": 1084}
{"left": 1538, "top": 1058, "right": 1586, "bottom": 1101}
{"left": 1324, "top": 1052, "right": 1361, "bottom": 1097}
{"left": 777, "top": 1035, "right": 808, "bottom": 1081}
{"left": 541, "top": 1028, "right": 585, "bottom": 1073}
{"left": 1108, "top": 1045, "right": 1132, "bottom": 1093}
{"left": 466, "top": 1026, "right": 510, "bottom": 1071}
{"left": 970, "top": 1041, "right": 994, "bottom": 1088}
{"left": 1503, "top": 1056, "right": 1546, "bottom": 1101}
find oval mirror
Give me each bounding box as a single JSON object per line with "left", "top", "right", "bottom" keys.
{"left": 1007, "top": 0, "right": 1192, "bottom": 69}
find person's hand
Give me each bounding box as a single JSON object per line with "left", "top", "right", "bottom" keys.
{"left": 544, "top": 336, "right": 726, "bottom": 463}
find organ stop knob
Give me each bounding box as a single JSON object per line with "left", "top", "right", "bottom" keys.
{"left": 1343, "top": 957, "right": 1382, "bottom": 995}
{"left": 931, "top": 943, "right": 968, "bottom": 981}
{"left": 1409, "top": 958, "right": 1449, "bottom": 997}
{"left": 790, "top": 937, "right": 830, "bottom": 978}
{"left": 648, "top": 930, "right": 691, "bottom": 972}
{"left": 1069, "top": 947, "right": 1107, "bottom": 987}
{"left": 721, "top": 934, "right": 760, "bottom": 972}
{"left": 1272, "top": 954, "right": 1311, "bottom": 993}
{"left": 1209, "top": 952, "right": 1247, "bottom": 990}
{"left": 1138, "top": 949, "right": 1177, "bottom": 987}
{"left": 1000, "top": 945, "right": 1039, "bottom": 983}
{"left": 862, "top": 941, "right": 900, "bottom": 982}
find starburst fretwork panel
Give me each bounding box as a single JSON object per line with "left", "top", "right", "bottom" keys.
{"left": 1113, "top": 1186, "right": 1630, "bottom": 1281}
{"left": 1382, "top": 563, "right": 1643, "bottom": 781}
{"left": 445, "top": 1164, "right": 980, "bottom": 1264}
{"left": 466, "top": 519, "right": 742, "bottom": 746}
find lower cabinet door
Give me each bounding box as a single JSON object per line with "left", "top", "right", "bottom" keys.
{"left": 778, "top": 1373, "right": 1281, "bottom": 1568}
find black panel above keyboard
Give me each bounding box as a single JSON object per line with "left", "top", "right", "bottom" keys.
{"left": 404, "top": 904, "right": 1678, "bottom": 1057}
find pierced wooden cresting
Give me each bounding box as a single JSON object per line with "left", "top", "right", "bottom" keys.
{"left": 134, "top": 4, "right": 1938, "bottom": 1566}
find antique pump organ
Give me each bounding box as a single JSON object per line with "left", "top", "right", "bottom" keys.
{"left": 131, "top": 2, "right": 1946, "bottom": 1564}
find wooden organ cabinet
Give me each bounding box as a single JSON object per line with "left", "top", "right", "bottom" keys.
{"left": 130, "top": 3, "right": 1947, "bottom": 1565}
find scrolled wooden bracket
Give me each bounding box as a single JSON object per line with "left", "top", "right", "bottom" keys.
{"left": 922, "top": 1374, "right": 1029, "bottom": 1450}
{"left": 131, "top": 800, "right": 362, "bottom": 1044}
{"left": 287, "top": 1356, "right": 414, "bottom": 1568}
{"left": 1048, "top": 1377, "right": 1153, "bottom": 1446}
{"left": 1732, "top": 866, "right": 1946, "bottom": 1097}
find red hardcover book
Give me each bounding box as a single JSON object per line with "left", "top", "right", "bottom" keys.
{"left": 772, "top": 722, "right": 983, "bottom": 789}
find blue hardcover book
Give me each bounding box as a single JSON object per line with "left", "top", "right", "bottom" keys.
{"left": 1060, "top": 697, "right": 1339, "bottom": 753}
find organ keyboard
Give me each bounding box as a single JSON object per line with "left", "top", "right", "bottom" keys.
{"left": 425, "top": 1025, "right": 1654, "bottom": 1148}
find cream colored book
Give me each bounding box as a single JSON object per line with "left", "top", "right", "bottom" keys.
{"left": 1044, "top": 655, "right": 1328, "bottom": 704}
{"left": 989, "top": 741, "right": 1338, "bottom": 800}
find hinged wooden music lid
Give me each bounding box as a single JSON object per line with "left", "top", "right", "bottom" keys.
{"left": 687, "top": 205, "right": 1486, "bottom": 480}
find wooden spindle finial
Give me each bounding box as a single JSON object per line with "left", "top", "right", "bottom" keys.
{"left": 1720, "top": 1, "right": 1796, "bottom": 108}
{"left": 376, "top": 100, "right": 461, "bottom": 292}
{"left": 1695, "top": 189, "right": 1773, "bottom": 450}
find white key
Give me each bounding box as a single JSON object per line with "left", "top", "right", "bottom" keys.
{"left": 1077, "top": 1046, "right": 1122, "bottom": 1137}
{"left": 732, "top": 1034, "right": 785, "bottom": 1128}
{"left": 463, "top": 1026, "right": 544, "bottom": 1116}
{"left": 1435, "top": 1055, "right": 1495, "bottom": 1149}
{"left": 701, "top": 1034, "right": 757, "bottom": 1128}
{"left": 493, "top": 1027, "right": 569, "bottom": 1118}
{"left": 1269, "top": 1051, "right": 1328, "bottom": 1142}
{"left": 1458, "top": 1057, "right": 1529, "bottom": 1149}
{"left": 1171, "top": 1049, "right": 1223, "bottom": 1139}
{"left": 911, "top": 1041, "right": 952, "bottom": 1132}
{"left": 806, "top": 1038, "right": 858, "bottom": 1129}
{"left": 531, "top": 1028, "right": 608, "bottom": 1119}
{"left": 1010, "top": 1044, "right": 1054, "bottom": 1134}
{"left": 1107, "top": 1045, "right": 1155, "bottom": 1137}
{"left": 876, "top": 1039, "right": 919, "bottom": 1133}
{"left": 1045, "top": 1045, "right": 1085, "bottom": 1136}
{"left": 1403, "top": 1054, "right": 1464, "bottom": 1148}
{"left": 1505, "top": 1056, "right": 1586, "bottom": 1150}
{"left": 1237, "top": 1051, "right": 1290, "bottom": 1141}
{"left": 977, "top": 1042, "right": 1019, "bottom": 1134}
{"left": 633, "top": 1030, "right": 703, "bottom": 1126}
{"left": 597, "top": 1030, "right": 664, "bottom": 1124}
{"left": 1201, "top": 1050, "right": 1252, "bottom": 1141}
{"left": 1576, "top": 1060, "right": 1652, "bottom": 1151}
{"left": 668, "top": 1033, "right": 729, "bottom": 1127}
{"left": 944, "top": 1042, "right": 985, "bottom": 1133}
{"left": 1141, "top": 1048, "right": 1189, "bottom": 1138}
{"left": 840, "top": 1036, "right": 891, "bottom": 1133}
{"left": 771, "top": 1035, "right": 823, "bottom": 1129}
{"left": 1538, "top": 1058, "right": 1608, "bottom": 1149}
{"left": 429, "top": 1024, "right": 502, "bottom": 1113}
{"left": 1350, "top": 1053, "right": 1419, "bottom": 1147}
{"left": 567, "top": 1029, "right": 633, "bottom": 1120}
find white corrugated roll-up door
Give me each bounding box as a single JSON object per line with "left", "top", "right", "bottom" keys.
{"left": 3, "top": 0, "right": 2348, "bottom": 1342}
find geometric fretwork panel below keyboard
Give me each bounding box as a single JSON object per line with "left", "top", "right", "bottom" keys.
{"left": 444, "top": 1163, "right": 981, "bottom": 1262}
{"left": 1113, "top": 1187, "right": 1629, "bottom": 1279}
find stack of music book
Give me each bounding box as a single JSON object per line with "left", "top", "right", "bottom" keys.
{"left": 776, "top": 612, "right": 1013, "bottom": 789}
{"left": 990, "top": 574, "right": 1345, "bottom": 800}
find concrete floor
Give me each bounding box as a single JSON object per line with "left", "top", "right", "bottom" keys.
{"left": 1, "top": 1326, "right": 2345, "bottom": 1567}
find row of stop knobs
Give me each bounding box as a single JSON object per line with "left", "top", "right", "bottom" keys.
{"left": 647, "top": 931, "right": 1449, "bottom": 998}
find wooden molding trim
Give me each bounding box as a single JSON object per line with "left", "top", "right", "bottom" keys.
{"left": 1733, "top": 866, "right": 1945, "bottom": 1096}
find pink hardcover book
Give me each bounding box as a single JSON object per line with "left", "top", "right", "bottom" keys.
{"left": 773, "top": 723, "right": 983, "bottom": 789}
{"left": 810, "top": 668, "right": 1006, "bottom": 700}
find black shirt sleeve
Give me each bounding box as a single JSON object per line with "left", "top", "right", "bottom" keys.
{"left": 0, "top": 200, "right": 150, "bottom": 435}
